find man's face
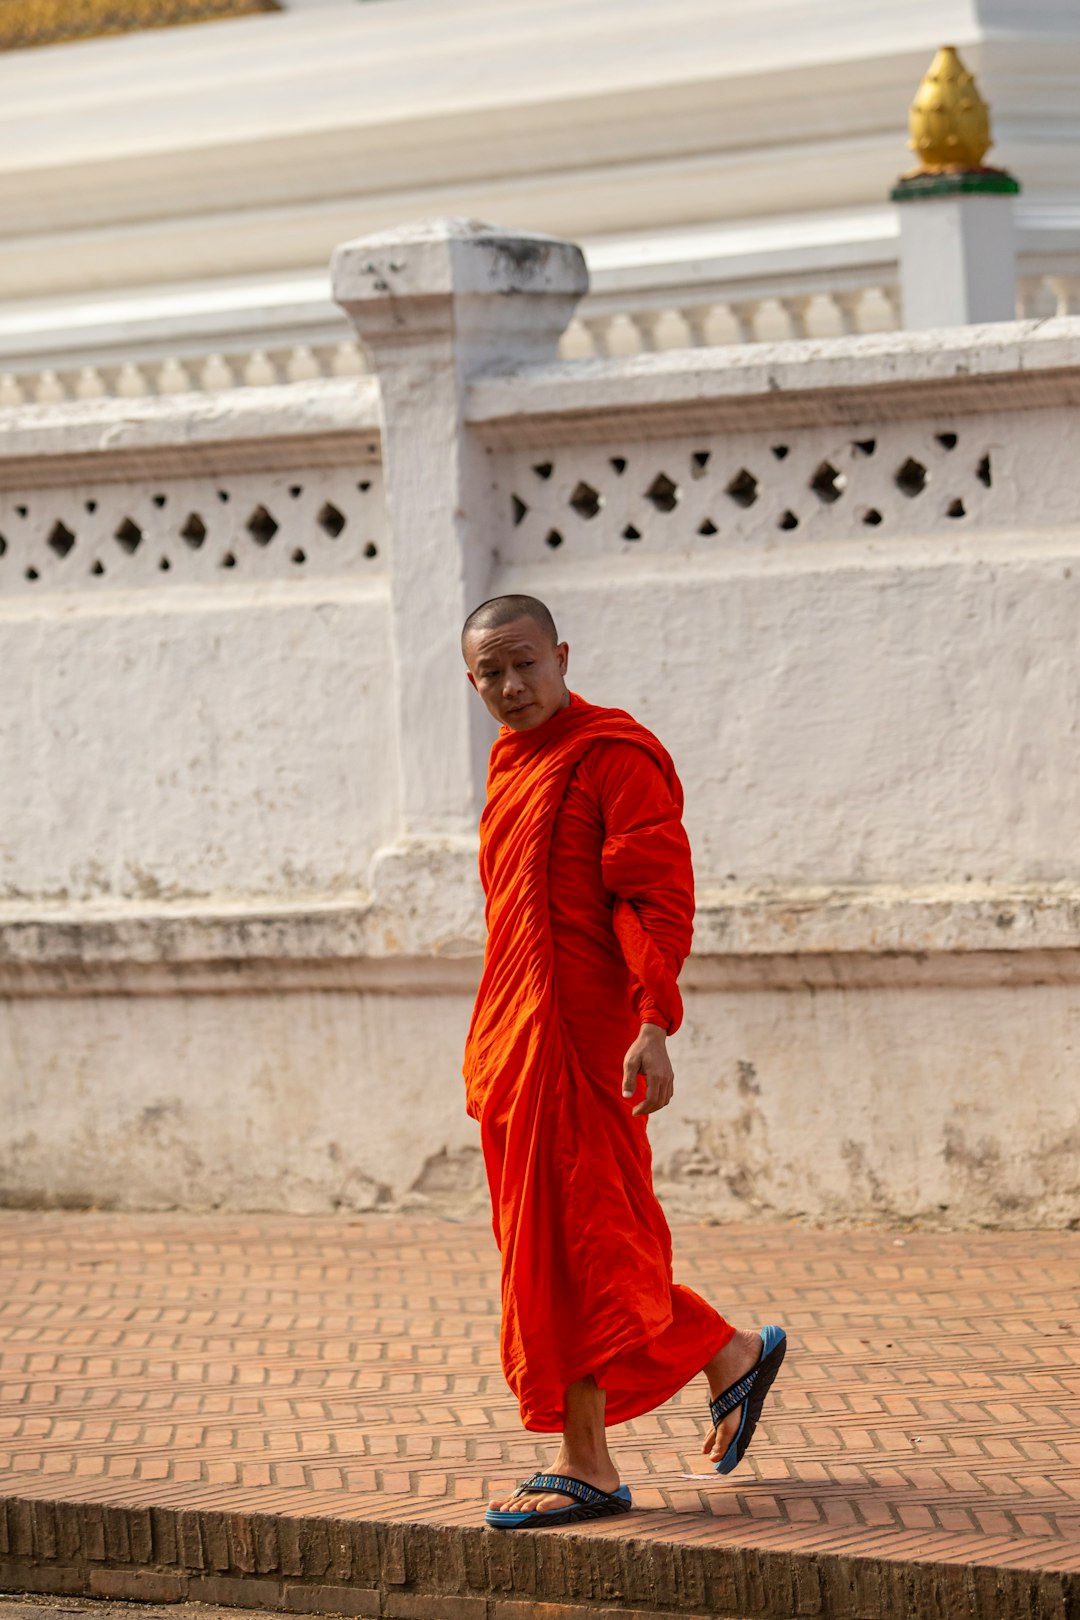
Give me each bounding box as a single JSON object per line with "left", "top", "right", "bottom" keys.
{"left": 463, "top": 616, "right": 570, "bottom": 731}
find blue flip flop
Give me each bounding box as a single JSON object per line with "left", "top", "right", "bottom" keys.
{"left": 709, "top": 1324, "right": 787, "bottom": 1475}
{"left": 485, "top": 1472, "right": 632, "bottom": 1530}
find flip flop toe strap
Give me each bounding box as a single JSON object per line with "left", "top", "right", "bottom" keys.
{"left": 709, "top": 1329, "right": 787, "bottom": 1428}
{"left": 709, "top": 1366, "right": 761, "bottom": 1425}
{"left": 516, "top": 1473, "right": 620, "bottom": 1507}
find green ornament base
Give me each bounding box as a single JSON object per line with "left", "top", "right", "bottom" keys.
{"left": 891, "top": 169, "right": 1021, "bottom": 202}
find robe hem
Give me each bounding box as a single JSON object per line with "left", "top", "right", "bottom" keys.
{"left": 517, "top": 1319, "right": 737, "bottom": 1434}
{"left": 506, "top": 1303, "right": 673, "bottom": 1428}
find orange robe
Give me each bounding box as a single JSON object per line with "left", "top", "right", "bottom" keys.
{"left": 464, "top": 692, "right": 733, "bottom": 1432}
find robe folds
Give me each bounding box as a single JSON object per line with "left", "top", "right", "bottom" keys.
{"left": 464, "top": 693, "right": 733, "bottom": 1433}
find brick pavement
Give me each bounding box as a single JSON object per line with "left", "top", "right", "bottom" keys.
{"left": 0, "top": 1213, "right": 1078, "bottom": 1619}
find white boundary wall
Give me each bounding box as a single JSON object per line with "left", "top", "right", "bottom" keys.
{"left": 3, "top": 220, "right": 1080, "bottom": 1226}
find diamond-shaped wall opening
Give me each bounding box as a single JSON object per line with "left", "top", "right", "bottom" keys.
{"left": 862, "top": 508, "right": 883, "bottom": 527}
{"left": 977, "top": 454, "right": 992, "bottom": 488}
{"left": 947, "top": 499, "right": 966, "bottom": 519}
{"left": 48, "top": 521, "right": 76, "bottom": 559}
{"left": 114, "top": 518, "right": 142, "bottom": 555}
{"left": 810, "top": 462, "right": 846, "bottom": 504}
{"left": 569, "top": 481, "right": 602, "bottom": 520}
{"left": 936, "top": 433, "right": 958, "bottom": 451}
{"left": 247, "top": 506, "right": 279, "bottom": 546}
{"left": 895, "top": 458, "right": 928, "bottom": 497}
{"left": 779, "top": 510, "right": 799, "bottom": 530}
{"left": 698, "top": 519, "right": 718, "bottom": 536}
{"left": 622, "top": 525, "right": 641, "bottom": 541}
{"left": 181, "top": 514, "right": 207, "bottom": 550}
{"left": 533, "top": 462, "right": 554, "bottom": 481}
{"left": 691, "top": 451, "right": 711, "bottom": 477}
{"left": 646, "top": 474, "right": 679, "bottom": 513}
{"left": 853, "top": 438, "right": 877, "bottom": 457}
{"left": 317, "top": 502, "right": 346, "bottom": 539}
{"left": 511, "top": 496, "right": 528, "bottom": 526}
{"left": 545, "top": 529, "right": 564, "bottom": 549}
{"left": 726, "top": 470, "right": 758, "bottom": 508}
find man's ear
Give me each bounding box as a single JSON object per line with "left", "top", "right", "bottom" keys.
{"left": 466, "top": 670, "right": 478, "bottom": 691}
{"left": 557, "top": 640, "right": 569, "bottom": 674}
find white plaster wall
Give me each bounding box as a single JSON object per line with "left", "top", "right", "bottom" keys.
{"left": 4, "top": 325, "right": 1080, "bottom": 1226}
{"left": 658, "top": 978, "right": 1080, "bottom": 1229}
{"left": 0, "top": 986, "right": 483, "bottom": 1215}
{"left": 491, "top": 394, "right": 1080, "bottom": 893}
{"left": 3, "top": 973, "right": 1076, "bottom": 1228}
{"left": 504, "top": 545, "right": 1080, "bottom": 893}
{"left": 2, "top": 586, "right": 397, "bottom": 904}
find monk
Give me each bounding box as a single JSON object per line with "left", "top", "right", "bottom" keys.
{"left": 461, "top": 594, "right": 786, "bottom": 1529}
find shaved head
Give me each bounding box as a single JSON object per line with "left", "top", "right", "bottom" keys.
{"left": 461, "top": 594, "right": 569, "bottom": 732}
{"left": 461, "top": 594, "right": 558, "bottom": 656}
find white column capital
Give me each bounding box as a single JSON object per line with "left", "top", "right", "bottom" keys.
{"left": 332, "top": 217, "right": 588, "bottom": 371}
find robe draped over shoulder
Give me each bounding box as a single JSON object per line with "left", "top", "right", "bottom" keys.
{"left": 464, "top": 693, "right": 732, "bottom": 1432}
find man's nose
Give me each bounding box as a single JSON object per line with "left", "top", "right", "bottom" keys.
{"left": 502, "top": 670, "right": 526, "bottom": 696}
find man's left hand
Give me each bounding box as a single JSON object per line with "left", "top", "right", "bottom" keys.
{"left": 622, "top": 1023, "right": 674, "bottom": 1117}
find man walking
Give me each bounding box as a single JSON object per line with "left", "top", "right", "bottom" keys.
{"left": 461, "top": 594, "right": 785, "bottom": 1529}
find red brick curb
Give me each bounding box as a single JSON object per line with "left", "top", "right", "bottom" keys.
{"left": 0, "top": 1494, "right": 1077, "bottom": 1620}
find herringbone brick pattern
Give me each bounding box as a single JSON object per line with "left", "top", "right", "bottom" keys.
{"left": 0, "top": 1213, "right": 1077, "bottom": 1576}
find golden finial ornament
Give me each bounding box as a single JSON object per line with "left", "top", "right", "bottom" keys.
{"left": 908, "top": 46, "right": 991, "bottom": 172}
{"left": 892, "top": 45, "right": 1018, "bottom": 200}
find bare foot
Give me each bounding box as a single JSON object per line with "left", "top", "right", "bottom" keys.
{"left": 701, "top": 1327, "right": 763, "bottom": 1466}
{"left": 488, "top": 1448, "right": 621, "bottom": 1515}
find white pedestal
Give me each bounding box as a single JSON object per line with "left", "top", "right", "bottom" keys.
{"left": 897, "top": 190, "right": 1018, "bottom": 330}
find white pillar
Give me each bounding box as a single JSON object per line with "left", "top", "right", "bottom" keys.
{"left": 895, "top": 183, "right": 1018, "bottom": 330}
{"left": 331, "top": 218, "right": 587, "bottom": 839}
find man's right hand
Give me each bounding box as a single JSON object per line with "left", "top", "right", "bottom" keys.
{"left": 621, "top": 1023, "right": 674, "bottom": 1117}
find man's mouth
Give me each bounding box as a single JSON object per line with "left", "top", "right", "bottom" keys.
{"left": 506, "top": 702, "right": 534, "bottom": 716}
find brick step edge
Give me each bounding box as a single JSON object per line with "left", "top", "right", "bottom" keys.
{"left": 0, "top": 1494, "right": 1075, "bottom": 1620}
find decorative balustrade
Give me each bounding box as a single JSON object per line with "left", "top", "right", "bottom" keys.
{"left": 5, "top": 268, "right": 1080, "bottom": 407}
{"left": 561, "top": 285, "right": 900, "bottom": 357}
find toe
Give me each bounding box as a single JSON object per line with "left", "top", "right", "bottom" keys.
{"left": 489, "top": 1489, "right": 525, "bottom": 1512}
{"left": 708, "top": 1410, "right": 739, "bottom": 1462}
